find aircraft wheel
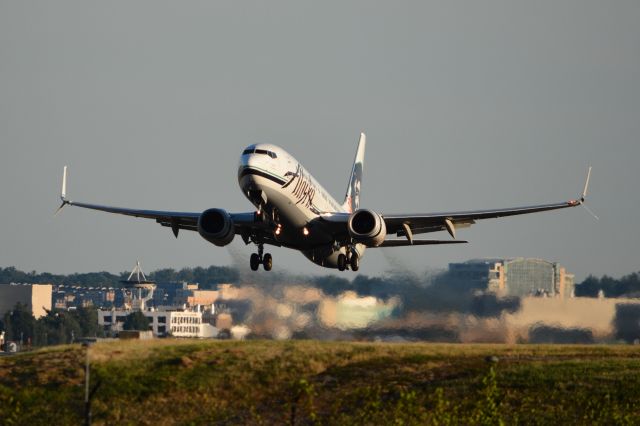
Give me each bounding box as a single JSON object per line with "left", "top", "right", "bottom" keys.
{"left": 337, "top": 253, "right": 347, "bottom": 271}
{"left": 350, "top": 254, "right": 360, "bottom": 272}
{"left": 250, "top": 253, "right": 260, "bottom": 271}
{"left": 263, "top": 253, "right": 273, "bottom": 271}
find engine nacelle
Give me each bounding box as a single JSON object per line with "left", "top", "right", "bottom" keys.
{"left": 197, "top": 208, "right": 235, "bottom": 247}
{"left": 347, "top": 209, "right": 386, "bottom": 247}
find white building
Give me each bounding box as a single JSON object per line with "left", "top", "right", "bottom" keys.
{"left": 98, "top": 308, "right": 218, "bottom": 338}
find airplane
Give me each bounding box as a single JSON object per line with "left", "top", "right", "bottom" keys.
{"left": 56, "top": 133, "right": 592, "bottom": 272}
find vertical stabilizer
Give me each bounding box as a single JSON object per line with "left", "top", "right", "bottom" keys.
{"left": 341, "top": 132, "right": 366, "bottom": 213}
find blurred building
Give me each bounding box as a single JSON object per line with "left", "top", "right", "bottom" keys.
{"left": 0, "top": 283, "right": 52, "bottom": 319}
{"left": 176, "top": 289, "right": 219, "bottom": 306}
{"left": 318, "top": 291, "right": 400, "bottom": 330}
{"left": 448, "top": 258, "right": 574, "bottom": 298}
{"left": 152, "top": 282, "right": 188, "bottom": 306}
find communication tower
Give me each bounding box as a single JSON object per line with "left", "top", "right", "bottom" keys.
{"left": 120, "top": 260, "right": 156, "bottom": 310}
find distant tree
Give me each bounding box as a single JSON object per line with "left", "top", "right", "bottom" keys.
{"left": 0, "top": 267, "right": 31, "bottom": 284}
{"left": 36, "top": 310, "right": 82, "bottom": 346}
{"left": 72, "top": 306, "right": 102, "bottom": 338}
{"left": 574, "top": 275, "right": 600, "bottom": 297}
{"left": 66, "top": 271, "right": 121, "bottom": 287}
{"left": 123, "top": 311, "right": 150, "bottom": 331}
{"left": 149, "top": 268, "right": 178, "bottom": 283}
{"left": 614, "top": 304, "right": 640, "bottom": 343}
{"left": 575, "top": 272, "right": 640, "bottom": 298}
{"left": 3, "top": 303, "right": 37, "bottom": 344}
{"left": 146, "top": 265, "right": 238, "bottom": 288}
{"left": 1, "top": 264, "right": 241, "bottom": 290}
{"left": 176, "top": 268, "right": 196, "bottom": 283}
{"left": 199, "top": 265, "right": 239, "bottom": 286}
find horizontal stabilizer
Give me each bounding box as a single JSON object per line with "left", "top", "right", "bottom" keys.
{"left": 377, "top": 239, "right": 468, "bottom": 248}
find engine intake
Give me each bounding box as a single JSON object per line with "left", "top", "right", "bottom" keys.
{"left": 198, "top": 208, "right": 235, "bottom": 246}
{"left": 348, "top": 209, "right": 386, "bottom": 247}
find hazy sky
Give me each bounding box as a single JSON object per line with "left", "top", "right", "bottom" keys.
{"left": 1, "top": 1, "right": 638, "bottom": 280}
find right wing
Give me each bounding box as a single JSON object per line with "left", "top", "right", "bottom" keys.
{"left": 56, "top": 166, "right": 267, "bottom": 240}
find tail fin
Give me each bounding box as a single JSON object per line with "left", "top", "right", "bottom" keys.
{"left": 341, "top": 132, "right": 366, "bottom": 213}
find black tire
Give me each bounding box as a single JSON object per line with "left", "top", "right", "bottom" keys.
{"left": 350, "top": 254, "right": 360, "bottom": 272}
{"left": 250, "top": 253, "right": 260, "bottom": 271}
{"left": 337, "top": 254, "right": 347, "bottom": 271}
{"left": 263, "top": 253, "right": 273, "bottom": 271}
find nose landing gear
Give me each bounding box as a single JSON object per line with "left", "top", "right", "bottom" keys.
{"left": 250, "top": 243, "right": 273, "bottom": 271}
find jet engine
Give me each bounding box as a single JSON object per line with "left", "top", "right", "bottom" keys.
{"left": 197, "top": 208, "right": 235, "bottom": 246}
{"left": 347, "top": 209, "right": 386, "bottom": 247}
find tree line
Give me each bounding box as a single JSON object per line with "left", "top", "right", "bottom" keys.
{"left": 2, "top": 265, "right": 639, "bottom": 298}
{"left": 2, "top": 303, "right": 102, "bottom": 347}
{"left": 1, "top": 303, "right": 151, "bottom": 347}
{"left": 574, "top": 272, "right": 640, "bottom": 298}
{"left": 0, "top": 265, "right": 238, "bottom": 288}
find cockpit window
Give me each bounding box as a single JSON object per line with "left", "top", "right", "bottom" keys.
{"left": 248, "top": 148, "right": 278, "bottom": 159}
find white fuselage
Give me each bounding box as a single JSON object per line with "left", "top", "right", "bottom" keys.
{"left": 237, "top": 143, "right": 365, "bottom": 268}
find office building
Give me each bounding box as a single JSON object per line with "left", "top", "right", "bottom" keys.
{"left": 448, "top": 258, "right": 574, "bottom": 298}
{"left": 0, "top": 283, "right": 52, "bottom": 319}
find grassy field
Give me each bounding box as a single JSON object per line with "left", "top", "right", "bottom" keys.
{"left": 1, "top": 340, "right": 640, "bottom": 425}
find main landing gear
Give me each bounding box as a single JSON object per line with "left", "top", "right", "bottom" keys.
{"left": 337, "top": 247, "right": 359, "bottom": 272}
{"left": 250, "top": 243, "right": 273, "bottom": 271}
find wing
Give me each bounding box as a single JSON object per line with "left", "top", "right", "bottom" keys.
{"left": 319, "top": 167, "right": 591, "bottom": 244}
{"left": 384, "top": 200, "right": 582, "bottom": 240}
{"left": 56, "top": 167, "right": 266, "bottom": 240}
{"left": 388, "top": 167, "right": 592, "bottom": 240}
{"left": 377, "top": 239, "right": 468, "bottom": 247}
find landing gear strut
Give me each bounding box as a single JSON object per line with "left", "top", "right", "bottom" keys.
{"left": 250, "top": 243, "right": 273, "bottom": 271}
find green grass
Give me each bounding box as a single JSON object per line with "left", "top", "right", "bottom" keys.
{"left": 1, "top": 341, "right": 640, "bottom": 425}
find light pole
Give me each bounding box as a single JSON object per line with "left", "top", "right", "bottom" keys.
{"left": 82, "top": 340, "right": 94, "bottom": 426}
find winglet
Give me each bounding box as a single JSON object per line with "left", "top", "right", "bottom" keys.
{"left": 55, "top": 166, "right": 70, "bottom": 216}
{"left": 580, "top": 166, "right": 599, "bottom": 220}
{"left": 61, "top": 166, "right": 68, "bottom": 201}
{"left": 581, "top": 166, "right": 592, "bottom": 203}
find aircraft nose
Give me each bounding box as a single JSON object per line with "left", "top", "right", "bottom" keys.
{"left": 238, "top": 153, "right": 259, "bottom": 186}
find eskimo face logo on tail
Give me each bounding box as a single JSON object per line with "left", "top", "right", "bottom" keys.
{"left": 282, "top": 164, "right": 318, "bottom": 211}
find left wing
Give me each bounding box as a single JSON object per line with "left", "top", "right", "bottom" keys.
{"left": 384, "top": 199, "right": 582, "bottom": 240}
{"left": 320, "top": 167, "right": 592, "bottom": 244}
{"left": 377, "top": 239, "right": 468, "bottom": 247}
